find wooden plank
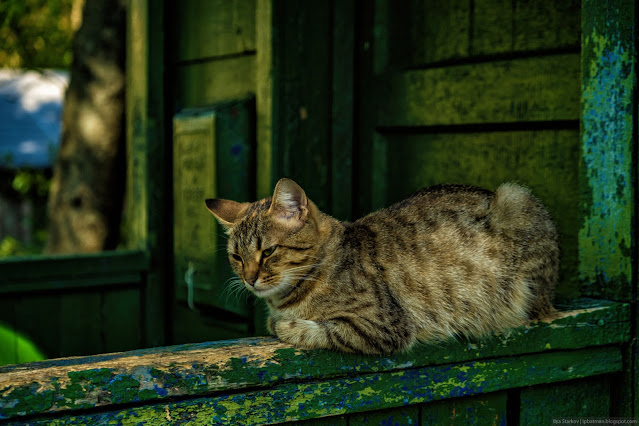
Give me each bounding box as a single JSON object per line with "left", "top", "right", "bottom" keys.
{"left": 0, "top": 274, "right": 142, "bottom": 295}
{"left": 378, "top": 53, "right": 580, "bottom": 127}
{"left": 101, "top": 289, "right": 142, "bottom": 353}
{"left": 471, "top": 0, "right": 513, "bottom": 56}
{"left": 0, "top": 250, "right": 148, "bottom": 283}
{"left": 578, "top": 0, "right": 636, "bottom": 301}
{"left": 176, "top": 0, "right": 256, "bottom": 62}
{"left": 330, "top": 0, "right": 355, "bottom": 221}
{"left": 400, "top": 0, "right": 471, "bottom": 67}
{"left": 513, "top": 0, "right": 580, "bottom": 52}
{"left": 13, "top": 295, "right": 59, "bottom": 360}
{"left": 471, "top": 0, "right": 581, "bottom": 56}
{"left": 520, "top": 376, "right": 611, "bottom": 423}
{"left": 379, "top": 129, "right": 580, "bottom": 299}
{"left": 0, "top": 299, "right": 629, "bottom": 420}
{"left": 16, "top": 348, "right": 623, "bottom": 424}
{"left": 125, "top": 0, "right": 170, "bottom": 348}
{"left": 255, "top": 0, "right": 275, "bottom": 200}
{"left": 394, "top": 0, "right": 578, "bottom": 68}
{"left": 270, "top": 1, "right": 333, "bottom": 212}
{"left": 172, "top": 101, "right": 253, "bottom": 315}
{"left": 291, "top": 415, "right": 347, "bottom": 426}
{"left": 59, "top": 292, "right": 102, "bottom": 357}
{"left": 350, "top": 405, "right": 419, "bottom": 425}
{"left": 422, "top": 392, "right": 507, "bottom": 425}
{"left": 176, "top": 56, "right": 256, "bottom": 108}
{"left": 173, "top": 110, "right": 219, "bottom": 298}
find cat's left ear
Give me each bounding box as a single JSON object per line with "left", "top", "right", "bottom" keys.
{"left": 205, "top": 198, "right": 248, "bottom": 229}
{"left": 268, "top": 178, "right": 308, "bottom": 229}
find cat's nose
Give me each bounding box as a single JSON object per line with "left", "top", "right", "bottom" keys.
{"left": 245, "top": 276, "right": 257, "bottom": 287}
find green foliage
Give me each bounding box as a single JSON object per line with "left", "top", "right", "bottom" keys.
{"left": 0, "top": 322, "right": 46, "bottom": 366}
{"left": 0, "top": 0, "right": 77, "bottom": 68}
{"left": 11, "top": 170, "right": 51, "bottom": 196}
{"left": 0, "top": 231, "right": 48, "bottom": 257}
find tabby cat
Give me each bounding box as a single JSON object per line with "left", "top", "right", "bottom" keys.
{"left": 205, "top": 178, "right": 558, "bottom": 354}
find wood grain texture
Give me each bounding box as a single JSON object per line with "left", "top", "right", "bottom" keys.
{"left": 385, "top": 0, "right": 579, "bottom": 68}
{"left": 0, "top": 299, "right": 629, "bottom": 421}
{"left": 176, "top": 0, "right": 256, "bottom": 62}
{"left": 124, "top": 0, "right": 168, "bottom": 348}
{"left": 13, "top": 348, "right": 623, "bottom": 425}
{"left": 578, "top": 0, "right": 636, "bottom": 301}
{"left": 173, "top": 101, "right": 254, "bottom": 316}
{"left": 176, "top": 56, "right": 256, "bottom": 108}
{"left": 421, "top": 392, "right": 507, "bottom": 425}
{"left": 378, "top": 53, "right": 580, "bottom": 127}
{"left": 520, "top": 377, "right": 611, "bottom": 423}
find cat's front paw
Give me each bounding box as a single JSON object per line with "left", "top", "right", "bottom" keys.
{"left": 273, "top": 318, "right": 330, "bottom": 350}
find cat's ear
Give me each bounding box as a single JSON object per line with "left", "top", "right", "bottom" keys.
{"left": 268, "top": 178, "right": 308, "bottom": 229}
{"left": 205, "top": 199, "right": 247, "bottom": 228}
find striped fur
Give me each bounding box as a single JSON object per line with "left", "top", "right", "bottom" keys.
{"left": 205, "top": 179, "right": 559, "bottom": 354}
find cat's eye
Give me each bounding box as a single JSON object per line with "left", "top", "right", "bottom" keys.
{"left": 262, "top": 246, "right": 276, "bottom": 258}
{"left": 231, "top": 253, "right": 243, "bottom": 262}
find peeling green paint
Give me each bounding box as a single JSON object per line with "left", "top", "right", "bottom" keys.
{"left": 579, "top": 0, "right": 636, "bottom": 300}
{"left": 0, "top": 299, "right": 629, "bottom": 421}
{"left": 23, "top": 348, "right": 622, "bottom": 425}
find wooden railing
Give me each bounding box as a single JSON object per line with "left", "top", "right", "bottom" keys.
{"left": 0, "top": 298, "right": 629, "bottom": 425}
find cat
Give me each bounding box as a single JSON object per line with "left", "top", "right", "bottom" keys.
{"left": 205, "top": 178, "right": 559, "bottom": 354}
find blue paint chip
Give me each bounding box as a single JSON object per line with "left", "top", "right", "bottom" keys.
{"left": 154, "top": 385, "right": 168, "bottom": 397}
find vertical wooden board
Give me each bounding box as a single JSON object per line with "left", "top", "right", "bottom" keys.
{"left": 59, "top": 292, "right": 102, "bottom": 357}
{"left": 578, "top": 0, "right": 636, "bottom": 301}
{"left": 471, "top": 0, "right": 513, "bottom": 56}
{"left": 176, "top": 0, "right": 256, "bottom": 62}
{"left": 173, "top": 105, "right": 251, "bottom": 317}
{"left": 513, "top": 0, "right": 580, "bottom": 52}
{"left": 349, "top": 405, "right": 420, "bottom": 425}
{"left": 519, "top": 377, "right": 610, "bottom": 424}
{"left": 421, "top": 392, "right": 507, "bottom": 425}
{"left": 354, "top": 0, "right": 377, "bottom": 218}
{"left": 382, "top": 130, "right": 580, "bottom": 298}
{"left": 255, "top": 0, "right": 275, "bottom": 200}
{"left": 215, "top": 99, "right": 255, "bottom": 203}
{"left": 402, "top": 0, "right": 471, "bottom": 66}
{"left": 13, "top": 295, "right": 59, "bottom": 359}
{"left": 281, "top": 415, "right": 347, "bottom": 425}
{"left": 173, "top": 111, "right": 218, "bottom": 298}
{"left": 330, "top": 0, "right": 355, "bottom": 221}
{"left": 101, "top": 288, "right": 142, "bottom": 353}
{"left": 125, "top": 0, "right": 168, "bottom": 349}
{"left": 274, "top": 1, "right": 333, "bottom": 212}
{"left": 213, "top": 100, "right": 255, "bottom": 314}
{"left": 176, "top": 56, "right": 256, "bottom": 108}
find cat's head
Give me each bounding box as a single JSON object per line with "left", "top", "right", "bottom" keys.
{"left": 205, "top": 178, "right": 321, "bottom": 299}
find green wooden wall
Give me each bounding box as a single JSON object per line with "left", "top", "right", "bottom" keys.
{"left": 358, "top": 0, "right": 581, "bottom": 300}
{"left": 168, "top": 0, "right": 260, "bottom": 343}
{"left": 0, "top": 251, "right": 148, "bottom": 364}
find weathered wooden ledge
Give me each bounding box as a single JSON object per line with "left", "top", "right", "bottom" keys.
{"left": 0, "top": 298, "right": 630, "bottom": 424}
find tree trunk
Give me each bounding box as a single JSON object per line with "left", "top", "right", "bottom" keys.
{"left": 46, "top": 0, "right": 126, "bottom": 253}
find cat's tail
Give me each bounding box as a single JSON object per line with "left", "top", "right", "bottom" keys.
{"left": 490, "top": 182, "right": 560, "bottom": 319}
{"left": 490, "top": 183, "right": 555, "bottom": 238}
